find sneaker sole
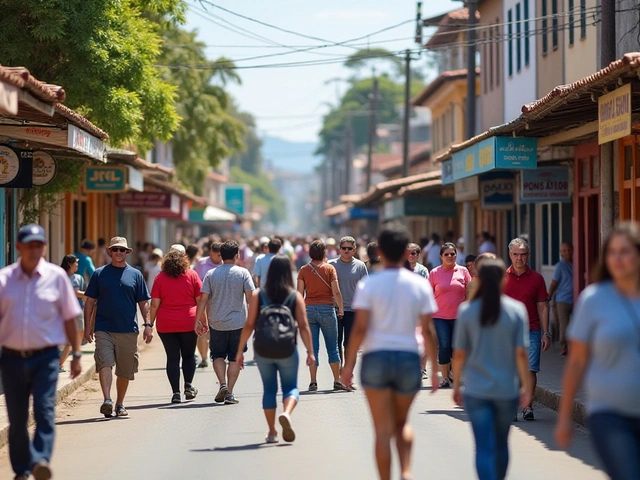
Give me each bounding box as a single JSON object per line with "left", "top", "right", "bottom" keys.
{"left": 215, "top": 386, "right": 228, "bottom": 403}
{"left": 32, "top": 464, "right": 52, "bottom": 480}
{"left": 185, "top": 392, "right": 197, "bottom": 400}
{"left": 100, "top": 402, "right": 113, "bottom": 417}
{"left": 279, "top": 414, "right": 296, "bottom": 443}
{"left": 224, "top": 398, "right": 239, "bottom": 405}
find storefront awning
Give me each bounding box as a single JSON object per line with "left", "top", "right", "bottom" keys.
{"left": 202, "top": 205, "right": 237, "bottom": 222}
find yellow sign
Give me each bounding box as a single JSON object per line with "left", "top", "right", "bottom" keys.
{"left": 598, "top": 83, "right": 631, "bottom": 144}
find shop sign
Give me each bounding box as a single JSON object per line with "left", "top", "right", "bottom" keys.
{"left": 116, "top": 192, "right": 181, "bottom": 213}
{"left": 452, "top": 137, "right": 538, "bottom": 181}
{"left": 441, "top": 159, "right": 454, "bottom": 185}
{"left": 127, "top": 166, "right": 144, "bottom": 192}
{"left": 520, "top": 167, "right": 571, "bottom": 203}
{"left": 454, "top": 176, "right": 479, "bottom": 202}
{"left": 598, "top": 83, "right": 631, "bottom": 144}
{"left": 68, "top": 125, "right": 107, "bottom": 162}
{"left": 381, "top": 197, "right": 404, "bottom": 221}
{"left": 349, "top": 206, "right": 378, "bottom": 220}
{"left": 405, "top": 196, "right": 457, "bottom": 217}
{"left": 0, "top": 82, "right": 19, "bottom": 115}
{"left": 32, "top": 151, "right": 57, "bottom": 186}
{"left": 225, "top": 184, "right": 246, "bottom": 215}
{"left": 0, "top": 146, "right": 33, "bottom": 188}
{"left": 85, "top": 165, "right": 126, "bottom": 192}
{"left": 481, "top": 175, "right": 516, "bottom": 210}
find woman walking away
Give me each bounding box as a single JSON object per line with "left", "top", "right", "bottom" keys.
{"left": 297, "top": 240, "right": 349, "bottom": 391}
{"left": 149, "top": 250, "right": 203, "bottom": 404}
{"left": 555, "top": 222, "right": 640, "bottom": 480}
{"left": 59, "top": 254, "right": 86, "bottom": 371}
{"left": 236, "top": 255, "right": 315, "bottom": 444}
{"left": 341, "top": 226, "right": 439, "bottom": 480}
{"left": 452, "top": 259, "right": 531, "bottom": 480}
{"left": 429, "top": 242, "right": 472, "bottom": 388}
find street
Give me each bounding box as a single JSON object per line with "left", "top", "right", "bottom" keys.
{"left": 0, "top": 341, "right": 605, "bottom": 480}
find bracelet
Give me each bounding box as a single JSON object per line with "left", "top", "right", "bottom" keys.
{"left": 543, "top": 332, "right": 552, "bottom": 338}
{"left": 71, "top": 351, "right": 82, "bottom": 359}
{"left": 142, "top": 323, "right": 153, "bottom": 328}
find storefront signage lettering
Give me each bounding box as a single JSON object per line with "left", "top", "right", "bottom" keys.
{"left": 481, "top": 175, "right": 516, "bottom": 210}
{"left": 598, "top": 83, "right": 631, "bottom": 144}
{"left": 452, "top": 137, "right": 537, "bottom": 181}
{"left": 116, "top": 192, "right": 180, "bottom": 213}
{"left": 520, "top": 167, "right": 571, "bottom": 203}
{"left": 68, "top": 125, "right": 107, "bottom": 163}
{"left": 32, "top": 151, "right": 57, "bottom": 186}
{"left": 0, "top": 146, "right": 33, "bottom": 188}
{"left": 85, "top": 165, "right": 126, "bottom": 192}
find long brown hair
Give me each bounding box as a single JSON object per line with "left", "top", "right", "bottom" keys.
{"left": 470, "top": 258, "right": 506, "bottom": 327}
{"left": 593, "top": 222, "right": 640, "bottom": 283}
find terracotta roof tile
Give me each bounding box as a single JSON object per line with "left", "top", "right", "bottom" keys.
{"left": 144, "top": 176, "right": 208, "bottom": 207}
{"left": 412, "top": 69, "right": 479, "bottom": 106}
{"left": 55, "top": 104, "right": 109, "bottom": 141}
{"left": 0, "top": 65, "right": 65, "bottom": 103}
{"left": 323, "top": 203, "right": 350, "bottom": 217}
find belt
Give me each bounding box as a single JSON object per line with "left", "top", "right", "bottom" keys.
{"left": 1, "top": 346, "right": 58, "bottom": 358}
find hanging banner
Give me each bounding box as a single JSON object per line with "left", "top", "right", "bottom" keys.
{"left": 520, "top": 167, "right": 571, "bottom": 203}
{"left": 32, "top": 151, "right": 57, "bottom": 186}
{"left": 598, "top": 83, "right": 631, "bottom": 144}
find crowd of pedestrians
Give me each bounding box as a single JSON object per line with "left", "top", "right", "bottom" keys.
{"left": 3, "top": 221, "right": 640, "bottom": 480}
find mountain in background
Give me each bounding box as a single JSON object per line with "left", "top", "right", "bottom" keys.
{"left": 261, "top": 136, "right": 320, "bottom": 174}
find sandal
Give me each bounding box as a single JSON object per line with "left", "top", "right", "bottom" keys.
{"left": 438, "top": 379, "right": 451, "bottom": 389}
{"left": 333, "top": 381, "right": 350, "bottom": 391}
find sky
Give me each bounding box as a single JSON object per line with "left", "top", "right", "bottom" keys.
{"left": 184, "top": 0, "right": 459, "bottom": 144}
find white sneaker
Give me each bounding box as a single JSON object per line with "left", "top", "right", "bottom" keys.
{"left": 279, "top": 412, "right": 296, "bottom": 442}
{"left": 265, "top": 433, "right": 279, "bottom": 444}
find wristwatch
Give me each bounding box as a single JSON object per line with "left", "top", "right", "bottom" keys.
{"left": 142, "top": 323, "right": 153, "bottom": 328}
{"left": 543, "top": 332, "right": 552, "bottom": 338}
{"left": 71, "top": 351, "right": 82, "bottom": 359}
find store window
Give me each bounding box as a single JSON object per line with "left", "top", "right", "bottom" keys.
{"left": 619, "top": 136, "right": 640, "bottom": 221}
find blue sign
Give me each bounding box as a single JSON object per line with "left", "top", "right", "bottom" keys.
{"left": 224, "top": 185, "right": 245, "bottom": 215}
{"left": 481, "top": 173, "right": 516, "bottom": 210}
{"left": 441, "top": 159, "right": 454, "bottom": 185}
{"left": 349, "top": 206, "right": 378, "bottom": 220}
{"left": 452, "top": 137, "right": 538, "bottom": 181}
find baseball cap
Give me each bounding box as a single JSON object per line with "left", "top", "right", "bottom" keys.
{"left": 152, "top": 248, "right": 164, "bottom": 257}
{"left": 18, "top": 224, "right": 47, "bottom": 244}
{"left": 169, "top": 244, "right": 186, "bottom": 254}
{"left": 259, "top": 236, "right": 270, "bottom": 245}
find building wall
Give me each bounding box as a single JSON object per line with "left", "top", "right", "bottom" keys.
{"left": 479, "top": 0, "right": 505, "bottom": 131}
{"left": 615, "top": 0, "right": 640, "bottom": 60}
{"left": 564, "top": 0, "right": 597, "bottom": 83}
{"left": 537, "top": 0, "right": 564, "bottom": 97}
{"left": 503, "top": 0, "right": 537, "bottom": 120}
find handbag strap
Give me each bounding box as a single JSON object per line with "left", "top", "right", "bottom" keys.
{"left": 307, "top": 262, "right": 332, "bottom": 290}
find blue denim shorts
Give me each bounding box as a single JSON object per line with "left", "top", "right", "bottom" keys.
{"left": 528, "top": 329, "right": 541, "bottom": 373}
{"left": 360, "top": 350, "right": 422, "bottom": 395}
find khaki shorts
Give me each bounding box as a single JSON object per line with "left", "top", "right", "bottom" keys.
{"left": 95, "top": 331, "right": 139, "bottom": 380}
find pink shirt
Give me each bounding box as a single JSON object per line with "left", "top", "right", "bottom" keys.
{"left": 194, "top": 256, "right": 221, "bottom": 281}
{"left": 0, "top": 258, "right": 82, "bottom": 350}
{"left": 428, "top": 265, "right": 471, "bottom": 320}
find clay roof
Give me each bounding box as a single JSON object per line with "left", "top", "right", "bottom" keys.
{"left": 323, "top": 203, "right": 350, "bottom": 217}
{"left": 0, "top": 65, "right": 66, "bottom": 103}
{"left": 425, "top": 8, "right": 481, "bottom": 48}
{"left": 412, "top": 69, "right": 479, "bottom": 107}
{"left": 107, "top": 149, "right": 174, "bottom": 178}
{"left": 346, "top": 169, "right": 441, "bottom": 206}
{"left": 55, "top": 104, "right": 108, "bottom": 141}
{"left": 207, "top": 171, "right": 228, "bottom": 183}
{"left": 143, "top": 176, "right": 208, "bottom": 207}
{"left": 434, "top": 52, "right": 640, "bottom": 163}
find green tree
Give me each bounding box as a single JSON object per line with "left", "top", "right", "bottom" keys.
{"left": 158, "top": 27, "right": 245, "bottom": 193}
{"left": 0, "top": 0, "right": 184, "bottom": 149}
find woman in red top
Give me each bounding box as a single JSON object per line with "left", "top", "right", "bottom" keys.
{"left": 428, "top": 242, "right": 472, "bottom": 388}
{"left": 150, "top": 250, "right": 203, "bottom": 404}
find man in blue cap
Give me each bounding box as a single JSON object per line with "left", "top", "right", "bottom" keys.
{"left": 0, "top": 224, "right": 83, "bottom": 480}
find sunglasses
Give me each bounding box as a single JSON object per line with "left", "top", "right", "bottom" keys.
{"left": 110, "top": 247, "right": 128, "bottom": 253}
{"left": 340, "top": 246, "right": 354, "bottom": 251}
{"left": 408, "top": 251, "right": 420, "bottom": 256}
{"left": 442, "top": 252, "right": 457, "bottom": 257}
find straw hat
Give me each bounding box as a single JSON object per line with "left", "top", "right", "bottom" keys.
{"left": 108, "top": 236, "right": 132, "bottom": 252}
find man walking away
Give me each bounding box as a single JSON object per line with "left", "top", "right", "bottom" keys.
{"left": 329, "top": 236, "right": 368, "bottom": 373}
{"left": 254, "top": 238, "right": 281, "bottom": 288}
{"left": 0, "top": 224, "right": 83, "bottom": 480}
{"left": 548, "top": 242, "right": 574, "bottom": 356}
{"left": 84, "top": 236, "right": 152, "bottom": 418}
{"left": 75, "top": 239, "right": 96, "bottom": 284}
{"left": 194, "top": 241, "right": 223, "bottom": 368}
{"left": 195, "top": 241, "right": 255, "bottom": 405}
{"left": 504, "top": 237, "right": 550, "bottom": 421}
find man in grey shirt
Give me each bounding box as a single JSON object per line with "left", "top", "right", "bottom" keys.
{"left": 195, "top": 240, "right": 255, "bottom": 405}
{"left": 329, "top": 236, "right": 368, "bottom": 371}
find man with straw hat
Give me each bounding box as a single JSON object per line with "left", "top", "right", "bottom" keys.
{"left": 84, "top": 236, "right": 152, "bottom": 418}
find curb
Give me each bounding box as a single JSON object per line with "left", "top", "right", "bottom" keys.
{"left": 534, "top": 386, "right": 586, "bottom": 425}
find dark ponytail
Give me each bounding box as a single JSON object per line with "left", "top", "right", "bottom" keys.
{"left": 470, "top": 258, "right": 506, "bottom": 327}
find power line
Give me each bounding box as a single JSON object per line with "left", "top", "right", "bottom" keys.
{"left": 164, "top": 36, "right": 418, "bottom": 50}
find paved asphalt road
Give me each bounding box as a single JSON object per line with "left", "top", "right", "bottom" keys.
{"left": 0, "top": 340, "right": 606, "bottom": 480}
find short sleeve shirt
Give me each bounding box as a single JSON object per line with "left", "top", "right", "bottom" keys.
{"left": 552, "top": 259, "right": 574, "bottom": 304}
{"left": 253, "top": 253, "right": 276, "bottom": 288}
{"left": 428, "top": 265, "right": 472, "bottom": 319}
{"left": 201, "top": 264, "right": 255, "bottom": 331}
{"left": 298, "top": 263, "right": 337, "bottom": 306}
{"left": 504, "top": 266, "right": 548, "bottom": 331}
{"left": 69, "top": 273, "right": 86, "bottom": 310}
{"left": 328, "top": 258, "right": 368, "bottom": 310}
{"left": 85, "top": 264, "right": 151, "bottom": 333}
{"left": 413, "top": 263, "right": 429, "bottom": 278}
{"left": 151, "top": 270, "right": 202, "bottom": 333}
{"left": 75, "top": 251, "right": 96, "bottom": 281}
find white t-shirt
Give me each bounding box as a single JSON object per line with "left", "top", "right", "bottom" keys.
{"left": 352, "top": 268, "right": 438, "bottom": 354}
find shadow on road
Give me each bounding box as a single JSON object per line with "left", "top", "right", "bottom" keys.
{"left": 121, "top": 402, "right": 223, "bottom": 410}
{"left": 420, "top": 407, "right": 602, "bottom": 471}
{"left": 56, "top": 417, "right": 125, "bottom": 426}
{"left": 299, "top": 390, "right": 353, "bottom": 396}
{"left": 191, "top": 443, "right": 292, "bottom": 452}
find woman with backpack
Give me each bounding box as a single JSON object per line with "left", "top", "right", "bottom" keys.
{"left": 236, "top": 255, "right": 315, "bottom": 444}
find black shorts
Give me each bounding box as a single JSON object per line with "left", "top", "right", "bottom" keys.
{"left": 338, "top": 310, "right": 356, "bottom": 349}
{"left": 209, "top": 328, "right": 246, "bottom": 361}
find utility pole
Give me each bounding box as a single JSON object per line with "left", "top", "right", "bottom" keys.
{"left": 344, "top": 116, "right": 353, "bottom": 195}
{"left": 465, "top": 0, "right": 477, "bottom": 139}
{"left": 402, "top": 49, "right": 411, "bottom": 178}
{"left": 599, "top": 0, "right": 616, "bottom": 244}
{"left": 330, "top": 140, "right": 339, "bottom": 204}
{"left": 366, "top": 75, "right": 379, "bottom": 191}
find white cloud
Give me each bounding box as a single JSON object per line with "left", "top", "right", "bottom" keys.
{"left": 313, "top": 9, "right": 388, "bottom": 22}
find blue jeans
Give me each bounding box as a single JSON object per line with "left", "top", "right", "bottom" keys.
{"left": 464, "top": 395, "right": 519, "bottom": 480}
{"left": 360, "top": 351, "right": 421, "bottom": 395}
{"left": 0, "top": 348, "right": 59, "bottom": 477}
{"left": 528, "top": 330, "right": 541, "bottom": 372}
{"left": 433, "top": 318, "right": 456, "bottom": 365}
{"left": 255, "top": 352, "right": 300, "bottom": 409}
{"left": 306, "top": 305, "right": 340, "bottom": 366}
{"left": 589, "top": 411, "right": 640, "bottom": 480}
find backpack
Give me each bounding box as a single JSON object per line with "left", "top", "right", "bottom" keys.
{"left": 253, "top": 291, "right": 298, "bottom": 359}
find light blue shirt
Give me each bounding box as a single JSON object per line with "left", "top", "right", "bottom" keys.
{"left": 253, "top": 253, "right": 275, "bottom": 288}
{"left": 552, "top": 259, "right": 574, "bottom": 304}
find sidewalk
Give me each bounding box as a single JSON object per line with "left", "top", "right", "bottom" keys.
{"left": 535, "top": 343, "right": 587, "bottom": 424}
